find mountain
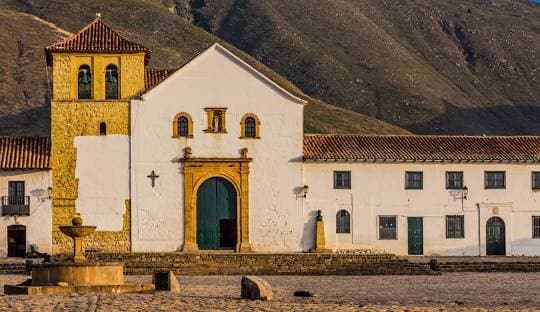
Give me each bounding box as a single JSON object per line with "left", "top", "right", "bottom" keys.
{"left": 171, "top": 0, "right": 539, "bottom": 135}
{"left": 0, "top": 1, "right": 408, "bottom": 136}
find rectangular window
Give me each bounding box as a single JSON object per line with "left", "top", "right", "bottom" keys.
{"left": 8, "top": 181, "right": 25, "bottom": 205}
{"left": 446, "top": 171, "right": 463, "bottom": 189}
{"left": 405, "top": 171, "right": 423, "bottom": 189}
{"left": 446, "top": 215, "right": 465, "bottom": 239}
{"left": 533, "top": 216, "right": 540, "bottom": 239}
{"left": 378, "top": 216, "right": 397, "bottom": 240}
{"left": 334, "top": 171, "right": 351, "bottom": 189}
{"left": 533, "top": 172, "right": 540, "bottom": 189}
{"left": 485, "top": 171, "right": 506, "bottom": 189}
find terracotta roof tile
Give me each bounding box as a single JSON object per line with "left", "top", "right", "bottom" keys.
{"left": 144, "top": 68, "right": 175, "bottom": 91}
{"left": 304, "top": 134, "right": 540, "bottom": 163}
{"left": 45, "top": 18, "right": 150, "bottom": 65}
{"left": 0, "top": 137, "right": 50, "bottom": 170}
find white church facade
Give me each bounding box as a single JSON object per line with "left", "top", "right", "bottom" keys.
{"left": 1, "top": 19, "right": 540, "bottom": 257}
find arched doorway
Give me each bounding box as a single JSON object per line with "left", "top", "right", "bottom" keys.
{"left": 486, "top": 217, "right": 505, "bottom": 255}
{"left": 196, "top": 177, "right": 237, "bottom": 250}
{"left": 7, "top": 225, "right": 26, "bottom": 257}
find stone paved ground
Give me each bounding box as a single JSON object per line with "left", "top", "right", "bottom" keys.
{"left": 0, "top": 273, "right": 539, "bottom": 311}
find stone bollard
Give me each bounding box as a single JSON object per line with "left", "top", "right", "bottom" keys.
{"left": 429, "top": 259, "right": 439, "bottom": 271}
{"left": 241, "top": 276, "right": 273, "bottom": 301}
{"left": 311, "top": 210, "right": 331, "bottom": 253}
{"left": 153, "top": 271, "right": 180, "bottom": 292}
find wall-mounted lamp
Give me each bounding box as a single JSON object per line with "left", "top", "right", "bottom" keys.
{"left": 462, "top": 186, "right": 468, "bottom": 200}
{"left": 47, "top": 187, "right": 53, "bottom": 200}
{"left": 302, "top": 185, "right": 309, "bottom": 198}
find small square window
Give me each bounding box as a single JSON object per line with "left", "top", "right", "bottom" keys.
{"left": 334, "top": 171, "right": 351, "bottom": 189}
{"left": 446, "top": 215, "right": 464, "bottom": 239}
{"left": 532, "top": 172, "right": 540, "bottom": 189}
{"left": 533, "top": 216, "right": 540, "bottom": 239}
{"left": 405, "top": 171, "right": 423, "bottom": 189}
{"left": 378, "top": 216, "right": 397, "bottom": 240}
{"left": 446, "top": 171, "right": 463, "bottom": 189}
{"left": 485, "top": 171, "right": 505, "bottom": 189}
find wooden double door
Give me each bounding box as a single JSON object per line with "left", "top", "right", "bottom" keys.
{"left": 7, "top": 225, "right": 26, "bottom": 257}
{"left": 486, "top": 217, "right": 505, "bottom": 255}
{"left": 196, "top": 177, "right": 237, "bottom": 250}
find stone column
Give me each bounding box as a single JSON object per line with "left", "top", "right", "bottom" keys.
{"left": 238, "top": 162, "right": 252, "bottom": 252}
{"left": 182, "top": 170, "right": 199, "bottom": 252}
{"left": 73, "top": 237, "right": 86, "bottom": 262}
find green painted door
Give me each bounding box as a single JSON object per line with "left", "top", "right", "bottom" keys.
{"left": 408, "top": 217, "right": 423, "bottom": 255}
{"left": 486, "top": 217, "right": 505, "bottom": 255}
{"left": 197, "top": 177, "right": 237, "bottom": 250}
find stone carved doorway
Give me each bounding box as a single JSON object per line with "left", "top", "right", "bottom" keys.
{"left": 182, "top": 158, "right": 252, "bottom": 252}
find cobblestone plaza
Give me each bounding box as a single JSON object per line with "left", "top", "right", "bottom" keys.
{"left": 0, "top": 272, "right": 539, "bottom": 311}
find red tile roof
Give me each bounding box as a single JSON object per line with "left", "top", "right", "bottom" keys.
{"left": 45, "top": 18, "right": 150, "bottom": 65}
{"left": 304, "top": 134, "right": 540, "bottom": 163}
{"left": 0, "top": 137, "right": 50, "bottom": 170}
{"left": 144, "top": 68, "right": 176, "bottom": 91}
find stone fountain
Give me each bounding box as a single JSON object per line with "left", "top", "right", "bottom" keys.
{"left": 5, "top": 216, "right": 154, "bottom": 295}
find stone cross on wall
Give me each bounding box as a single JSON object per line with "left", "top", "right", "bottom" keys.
{"left": 147, "top": 170, "right": 159, "bottom": 188}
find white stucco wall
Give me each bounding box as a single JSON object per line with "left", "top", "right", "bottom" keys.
{"left": 303, "top": 162, "right": 540, "bottom": 256}
{"left": 130, "top": 44, "right": 305, "bottom": 252}
{"left": 0, "top": 170, "right": 52, "bottom": 255}
{"left": 74, "top": 135, "right": 129, "bottom": 231}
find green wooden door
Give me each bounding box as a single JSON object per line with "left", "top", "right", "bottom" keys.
{"left": 197, "top": 177, "right": 237, "bottom": 250}
{"left": 408, "top": 217, "right": 423, "bottom": 255}
{"left": 486, "top": 217, "right": 505, "bottom": 255}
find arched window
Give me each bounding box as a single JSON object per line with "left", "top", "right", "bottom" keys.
{"left": 99, "top": 122, "right": 107, "bottom": 136}
{"left": 172, "top": 113, "right": 193, "bottom": 138}
{"left": 178, "top": 116, "right": 189, "bottom": 137}
{"left": 240, "top": 114, "right": 260, "bottom": 139}
{"left": 105, "top": 64, "right": 119, "bottom": 100}
{"left": 78, "top": 64, "right": 92, "bottom": 99}
{"left": 244, "top": 117, "right": 256, "bottom": 138}
{"left": 336, "top": 210, "right": 351, "bottom": 233}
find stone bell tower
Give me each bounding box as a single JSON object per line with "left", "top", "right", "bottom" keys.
{"left": 45, "top": 16, "right": 149, "bottom": 253}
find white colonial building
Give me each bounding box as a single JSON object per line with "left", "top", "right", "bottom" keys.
{"left": 1, "top": 19, "right": 540, "bottom": 257}
{"left": 0, "top": 137, "right": 51, "bottom": 257}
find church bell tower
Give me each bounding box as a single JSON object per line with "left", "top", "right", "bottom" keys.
{"left": 45, "top": 16, "right": 149, "bottom": 253}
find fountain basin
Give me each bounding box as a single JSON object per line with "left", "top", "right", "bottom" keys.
{"left": 58, "top": 225, "right": 97, "bottom": 238}
{"left": 31, "top": 262, "right": 124, "bottom": 286}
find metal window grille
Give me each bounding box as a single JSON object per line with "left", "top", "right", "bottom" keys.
{"left": 405, "top": 172, "right": 423, "bottom": 189}
{"left": 533, "top": 216, "right": 540, "bottom": 239}
{"left": 378, "top": 216, "right": 397, "bottom": 240}
{"left": 178, "top": 116, "right": 189, "bottom": 137}
{"left": 485, "top": 171, "right": 505, "bottom": 189}
{"left": 446, "top": 172, "right": 463, "bottom": 189}
{"left": 336, "top": 210, "right": 351, "bottom": 233}
{"left": 533, "top": 172, "right": 540, "bottom": 189}
{"left": 446, "top": 215, "right": 464, "bottom": 238}
{"left": 334, "top": 171, "right": 351, "bottom": 189}
{"left": 244, "top": 117, "right": 256, "bottom": 137}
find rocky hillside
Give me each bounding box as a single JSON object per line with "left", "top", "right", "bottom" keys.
{"left": 2, "top": 0, "right": 538, "bottom": 136}
{"left": 174, "top": 0, "right": 539, "bottom": 135}
{"left": 0, "top": 10, "right": 68, "bottom": 136}
{"left": 0, "top": 1, "right": 407, "bottom": 136}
